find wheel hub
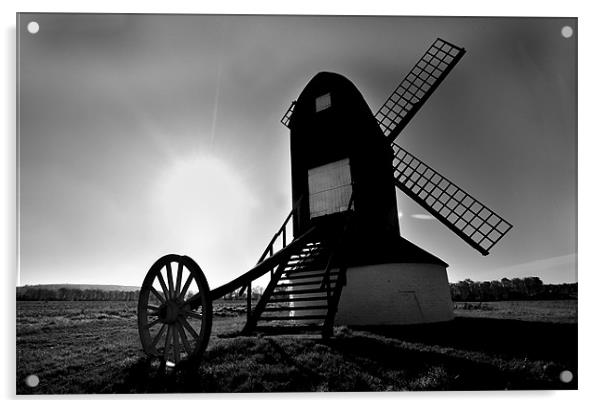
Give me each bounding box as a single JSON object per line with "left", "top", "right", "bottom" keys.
{"left": 159, "top": 300, "right": 182, "bottom": 324}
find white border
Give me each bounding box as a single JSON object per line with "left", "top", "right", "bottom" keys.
{"left": 3, "top": 1, "right": 599, "bottom": 406}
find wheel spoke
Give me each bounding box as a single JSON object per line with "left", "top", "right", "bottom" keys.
{"left": 175, "top": 261, "right": 183, "bottom": 298}
{"left": 150, "top": 286, "right": 166, "bottom": 304}
{"left": 147, "top": 305, "right": 160, "bottom": 311}
{"left": 179, "top": 316, "right": 199, "bottom": 340}
{"left": 156, "top": 270, "right": 170, "bottom": 300}
{"left": 176, "top": 322, "right": 193, "bottom": 355}
{"left": 166, "top": 262, "right": 175, "bottom": 299}
{"left": 146, "top": 318, "right": 161, "bottom": 329}
{"left": 151, "top": 324, "right": 167, "bottom": 347}
{"left": 178, "top": 273, "right": 194, "bottom": 301}
{"left": 173, "top": 327, "right": 180, "bottom": 364}
{"left": 163, "top": 326, "right": 172, "bottom": 361}
{"left": 185, "top": 311, "right": 203, "bottom": 320}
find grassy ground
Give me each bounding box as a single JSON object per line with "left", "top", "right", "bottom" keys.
{"left": 16, "top": 299, "right": 577, "bottom": 394}
{"left": 453, "top": 300, "right": 577, "bottom": 323}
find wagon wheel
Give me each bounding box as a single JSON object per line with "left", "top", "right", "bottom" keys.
{"left": 137, "top": 254, "right": 212, "bottom": 368}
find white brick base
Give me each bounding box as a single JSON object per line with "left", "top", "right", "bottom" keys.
{"left": 334, "top": 263, "right": 453, "bottom": 326}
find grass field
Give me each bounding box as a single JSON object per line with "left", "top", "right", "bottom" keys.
{"left": 16, "top": 299, "right": 577, "bottom": 394}
{"left": 453, "top": 300, "right": 577, "bottom": 323}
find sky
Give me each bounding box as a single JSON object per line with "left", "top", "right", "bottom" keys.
{"left": 17, "top": 14, "right": 577, "bottom": 288}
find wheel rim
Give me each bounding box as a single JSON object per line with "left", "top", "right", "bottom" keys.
{"left": 138, "top": 254, "right": 212, "bottom": 367}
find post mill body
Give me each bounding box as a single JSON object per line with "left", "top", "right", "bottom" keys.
{"left": 286, "top": 72, "right": 452, "bottom": 325}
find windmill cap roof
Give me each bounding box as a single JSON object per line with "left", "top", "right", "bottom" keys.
{"left": 344, "top": 233, "right": 448, "bottom": 268}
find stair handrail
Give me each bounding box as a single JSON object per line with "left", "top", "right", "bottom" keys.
{"left": 202, "top": 225, "right": 318, "bottom": 302}
{"left": 256, "top": 195, "right": 304, "bottom": 265}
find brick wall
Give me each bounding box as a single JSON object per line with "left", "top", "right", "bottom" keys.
{"left": 335, "top": 263, "right": 453, "bottom": 325}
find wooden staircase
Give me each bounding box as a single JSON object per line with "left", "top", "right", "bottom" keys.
{"left": 241, "top": 239, "right": 347, "bottom": 337}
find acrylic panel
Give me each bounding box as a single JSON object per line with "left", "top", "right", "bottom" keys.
{"left": 17, "top": 13, "right": 577, "bottom": 394}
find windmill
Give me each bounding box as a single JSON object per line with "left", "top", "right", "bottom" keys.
{"left": 266, "top": 37, "right": 512, "bottom": 330}
{"left": 137, "top": 38, "right": 512, "bottom": 367}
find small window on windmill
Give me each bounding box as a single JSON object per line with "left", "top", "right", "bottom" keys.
{"left": 315, "top": 93, "right": 331, "bottom": 112}
{"left": 308, "top": 158, "right": 352, "bottom": 219}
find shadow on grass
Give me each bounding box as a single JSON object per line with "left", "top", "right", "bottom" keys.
{"left": 108, "top": 317, "right": 577, "bottom": 392}
{"left": 352, "top": 317, "right": 577, "bottom": 365}
{"left": 107, "top": 339, "right": 325, "bottom": 393}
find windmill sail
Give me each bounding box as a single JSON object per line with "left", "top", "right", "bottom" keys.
{"left": 281, "top": 101, "right": 296, "bottom": 128}
{"left": 392, "top": 142, "right": 512, "bottom": 255}
{"left": 375, "top": 38, "right": 465, "bottom": 143}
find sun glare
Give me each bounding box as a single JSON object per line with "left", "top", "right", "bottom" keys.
{"left": 152, "top": 155, "right": 259, "bottom": 285}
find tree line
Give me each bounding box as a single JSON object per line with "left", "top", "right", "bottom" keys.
{"left": 15, "top": 285, "right": 264, "bottom": 302}
{"left": 17, "top": 287, "right": 140, "bottom": 301}
{"left": 17, "top": 278, "right": 577, "bottom": 302}
{"left": 450, "top": 277, "right": 577, "bottom": 301}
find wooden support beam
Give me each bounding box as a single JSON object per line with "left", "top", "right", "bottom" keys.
{"left": 322, "top": 265, "right": 348, "bottom": 339}
{"left": 246, "top": 282, "right": 252, "bottom": 320}
{"left": 241, "top": 260, "right": 289, "bottom": 335}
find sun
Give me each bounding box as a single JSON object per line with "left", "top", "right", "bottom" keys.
{"left": 151, "top": 154, "right": 258, "bottom": 285}
{"left": 155, "top": 156, "right": 245, "bottom": 220}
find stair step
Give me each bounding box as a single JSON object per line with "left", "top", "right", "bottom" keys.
{"left": 285, "top": 263, "right": 325, "bottom": 270}
{"left": 276, "top": 279, "right": 335, "bottom": 288}
{"left": 291, "top": 249, "right": 324, "bottom": 255}
{"left": 271, "top": 287, "right": 328, "bottom": 296}
{"left": 284, "top": 267, "right": 326, "bottom": 274}
{"left": 287, "top": 257, "right": 325, "bottom": 264}
{"left": 284, "top": 268, "right": 324, "bottom": 275}
{"left": 290, "top": 254, "right": 325, "bottom": 259}
{"left": 283, "top": 272, "right": 338, "bottom": 280}
{"left": 291, "top": 249, "right": 325, "bottom": 255}
{"left": 267, "top": 295, "right": 328, "bottom": 303}
{"left": 259, "top": 314, "right": 327, "bottom": 321}
{"left": 285, "top": 263, "right": 323, "bottom": 270}
{"left": 290, "top": 255, "right": 323, "bottom": 260}
{"left": 293, "top": 245, "right": 324, "bottom": 252}
{"left": 285, "top": 266, "right": 335, "bottom": 274}
{"left": 264, "top": 305, "right": 329, "bottom": 312}
{"left": 287, "top": 255, "right": 324, "bottom": 262}
{"left": 292, "top": 247, "right": 325, "bottom": 253}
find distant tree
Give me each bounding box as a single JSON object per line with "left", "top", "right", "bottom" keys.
{"left": 510, "top": 278, "right": 526, "bottom": 299}
{"left": 450, "top": 283, "right": 462, "bottom": 300}
{"left": 57, "top": 287, "right": 68, "bottom": 300}
{"left": 524, "top": 276, "right": 544, "bottom": 298}
{"left": 480, "top": 281, "right": 492, "bottom": 301}
{"left": 455, "top": 279, "right": 472, "bottom": 301}
{"left": 490, "top": 280, "right": 505, "bottom": 300}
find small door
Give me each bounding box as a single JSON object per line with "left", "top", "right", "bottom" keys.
{"left": 308, "top": 158, "right": 352, "bottom": 219}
